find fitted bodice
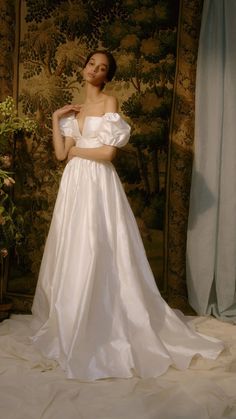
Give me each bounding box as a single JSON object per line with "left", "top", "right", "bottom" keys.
{"left": 76, "top": 116, "right": 108, "bottom": 148}
{"left": 59, "top": 113, "right": 131, "bottom": 149}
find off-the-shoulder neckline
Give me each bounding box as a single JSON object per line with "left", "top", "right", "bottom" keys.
{"left": 75, "top": 113, "right": 120, "bottom": 135}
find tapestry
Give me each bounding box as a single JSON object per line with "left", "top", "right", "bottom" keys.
{"left": 0, "top": 0, "right": 204, "bottom": 314}
{"left": 5, "top": 0, "right": 180, "bottom": 302}
{"left": 166, "top": 0, "right": 203, "bottom": 312}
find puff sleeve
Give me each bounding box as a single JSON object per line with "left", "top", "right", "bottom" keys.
{"left": 59, "top": 114, "right": 75, "bottom": 138}
{"left": 98, "top": 113, "right": 131, "bottom": 148}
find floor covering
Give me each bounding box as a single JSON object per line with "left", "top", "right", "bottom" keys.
{"left": 0, "top": 314, "right": 236, "bottom": 419}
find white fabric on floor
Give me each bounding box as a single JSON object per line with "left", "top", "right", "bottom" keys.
{"left": 0, "top": 315, "right": 235, "bottom": 419}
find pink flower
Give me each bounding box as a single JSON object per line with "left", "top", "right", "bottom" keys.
{"left": 3, "top": 177, "right": 15, "bottom": 187}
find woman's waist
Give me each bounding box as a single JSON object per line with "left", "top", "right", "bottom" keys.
{"left": 63, "top": 156, "right": 115, "bottom": 181}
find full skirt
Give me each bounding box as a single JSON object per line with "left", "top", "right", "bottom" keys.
{"left": 30, "top": 157, "right": 223, "bottom": 380}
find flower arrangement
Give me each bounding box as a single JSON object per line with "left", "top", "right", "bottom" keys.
{"left": 0, "top": 96, "right": 37, "bottom": 306}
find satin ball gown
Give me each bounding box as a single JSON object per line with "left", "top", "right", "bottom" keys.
{"left": 30, "top": 113, "right": 224, "bottom": 380}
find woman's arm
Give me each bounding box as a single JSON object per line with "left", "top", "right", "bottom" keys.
{"left": 68, "top": 96, "right": 118, "bottom": 163}
{"left": 52, "top": 104, "right": 81, "bottom": 161}
{"left": 68, "top": 145, "right": 117, "bottom": 162}
{"left": 104, "top": 95, "right": 118, "bottom": 113}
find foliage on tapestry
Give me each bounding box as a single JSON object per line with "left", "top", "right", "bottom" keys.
{"left": 0, "top": 0, "right": 15, "bottom": 100}
{"left": 16, "top": 0, "right": 179, "bottom": 284}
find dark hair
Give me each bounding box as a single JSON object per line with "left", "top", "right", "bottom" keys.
{"left": 83, "top": 50, "right": 117, "bottom": 83}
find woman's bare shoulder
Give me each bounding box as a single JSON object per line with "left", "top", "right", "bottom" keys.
{"left": 103, "top": 94, "right": 118, "bottom": 113}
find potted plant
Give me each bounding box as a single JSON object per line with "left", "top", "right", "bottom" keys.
{"left": 0, "top": 96, "right": 37, "bottom": 320}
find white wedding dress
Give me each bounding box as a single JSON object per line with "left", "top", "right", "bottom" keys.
{"left": 28, "top": 113, "right": 223, "bottom": 380}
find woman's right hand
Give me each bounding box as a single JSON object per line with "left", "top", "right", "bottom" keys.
{"left": 53, "top": 104, "right": 82, "bottom": 120}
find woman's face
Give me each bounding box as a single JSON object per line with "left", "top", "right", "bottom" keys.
{"left": 83, "top": 53, "right": 109, "bottom": 88}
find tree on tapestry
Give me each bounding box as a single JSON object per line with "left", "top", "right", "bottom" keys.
{"left": 101, "top": 0, "right": 179, "bottom": 231}
{"left": 20, "top": 0, "right": 126, "bottom": 115}
{"left": 11, "top": 0, "right": 127, "bottom": 290}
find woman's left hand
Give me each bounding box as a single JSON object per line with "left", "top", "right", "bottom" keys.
{"left": 67, "top": 146, "right": 79, "bottom": 161}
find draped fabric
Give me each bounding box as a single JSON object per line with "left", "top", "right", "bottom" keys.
{"left": 187, "top": 0, "right": 236, "bottom": 321}
{"left": 0, "top": 314, "right": 235, "bottom": 419}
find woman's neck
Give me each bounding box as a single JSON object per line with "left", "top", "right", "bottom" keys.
{"left": 84, "top": 84, "right": 104, "bottom": 104}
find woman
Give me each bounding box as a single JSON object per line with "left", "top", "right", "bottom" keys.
{"left": 30, "top": 50, "right": 224, "bottom": 380}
